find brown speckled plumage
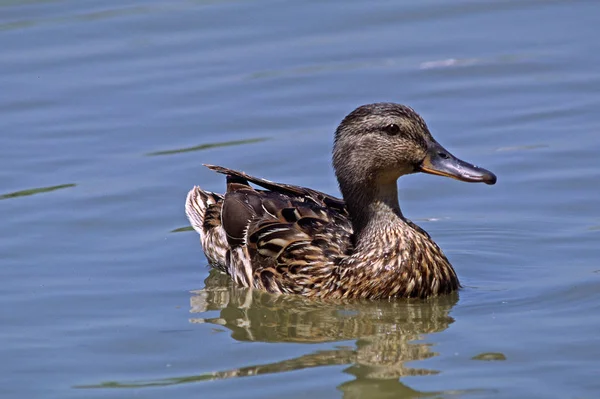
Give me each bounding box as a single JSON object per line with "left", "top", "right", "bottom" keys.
{"left": 185, "top": 103, "right": 496, "bottom": 299}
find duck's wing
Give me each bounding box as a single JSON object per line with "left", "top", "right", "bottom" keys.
{"left": 205, "top": 164, "right": 348, "bottom": 214}
{"left": 202, "top": 165, "right": 354, "bottom": 295}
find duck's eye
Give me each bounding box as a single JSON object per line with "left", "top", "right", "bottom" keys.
{"left": 384, "top": 124, "right": 400, "bottom": 135}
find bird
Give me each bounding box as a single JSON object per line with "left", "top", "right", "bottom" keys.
{"left": 185, "top": 103, "right": 496, "bottom": 299}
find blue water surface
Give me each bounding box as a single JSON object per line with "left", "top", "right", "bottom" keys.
{"left": 1, "top": 1, "right": 599, "bottom": 398}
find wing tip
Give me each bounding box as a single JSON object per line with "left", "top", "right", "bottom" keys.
{"left": 204, "top": 164, "right": 229, "bottom": 174}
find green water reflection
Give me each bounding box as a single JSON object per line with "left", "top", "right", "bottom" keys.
{"left": 80, "top": 271, "right": 463, "bottom": 398}
{"left": 146, "top": 138, "right": 267, "bottom": 157}
{"left": 0, "top": 183, "right": 75, "bottom": 200}
{"left": 171, "top": 226, "right": 194, "bottom": 233}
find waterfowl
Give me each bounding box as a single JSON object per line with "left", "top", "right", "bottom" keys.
{"left": 185, "top": 103, "right": 496, "bottom": 299}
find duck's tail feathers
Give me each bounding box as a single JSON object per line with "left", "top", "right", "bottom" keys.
{"left": 185, "top": 186, "right": 229, "bottom": 271}
{"left": 185, "top": 186, "right": 221, "bottom": 235}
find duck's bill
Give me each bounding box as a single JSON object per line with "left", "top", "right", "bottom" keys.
{"left": 418, "top": 140, "right": 497, "bottom": 185}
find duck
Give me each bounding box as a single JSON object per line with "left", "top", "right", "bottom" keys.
{"left": 185, "top": 103, "right": 496, "bottom": 299}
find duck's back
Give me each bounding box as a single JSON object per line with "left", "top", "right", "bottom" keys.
{"left": 185, "top": 165, "right": 354, "bottom": 295}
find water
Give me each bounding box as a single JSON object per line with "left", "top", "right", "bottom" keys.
{"left": 1, "top": 0, "right": 599, "bottom": 398}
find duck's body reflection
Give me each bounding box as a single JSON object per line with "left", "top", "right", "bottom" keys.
{"left": 78, "top": 271, "right": 460, "bottom": 397}
{"left": 189, "top": 270, "right": 459, "bottom": 398}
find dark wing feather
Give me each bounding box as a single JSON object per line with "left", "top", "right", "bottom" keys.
{"left": 206, "top": 164, "right": 353, "bottom": 294}
{"left": 205, "top": 164, "right": 348, "bottom": 215}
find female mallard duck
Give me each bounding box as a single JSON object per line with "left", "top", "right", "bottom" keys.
{"left": 185, "top": 103, "right": 496, "bottom": 299}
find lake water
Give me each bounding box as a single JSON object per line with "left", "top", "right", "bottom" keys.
{"left": 1, "top": 0, "right": 599, "bottom": 398}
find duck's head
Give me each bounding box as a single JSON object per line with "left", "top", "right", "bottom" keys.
{"left": 332, "top": 103, "right": 496, "bottom": 191}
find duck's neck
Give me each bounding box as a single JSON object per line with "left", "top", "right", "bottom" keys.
{"left": 341, "top": 179, "right": 405, "bottom": 241}
{"left": 335, "top": 175, "right": 460, "bottom": 299}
